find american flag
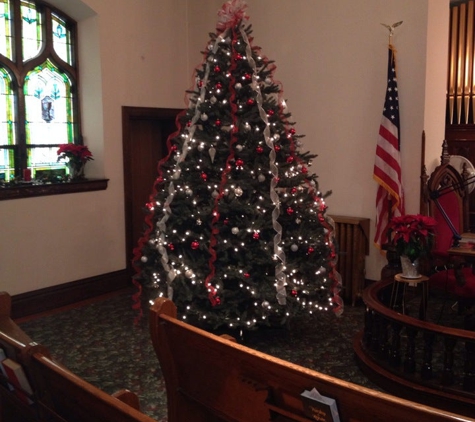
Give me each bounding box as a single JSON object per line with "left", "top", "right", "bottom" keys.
{"left": 373, "top": 45, "right": 404, "bottom": 248}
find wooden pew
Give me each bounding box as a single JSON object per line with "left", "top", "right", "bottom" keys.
{"left": 0, "top": 291, "right": 157, "bottom": 422}
{"left": 149, "top": 297, "right": 475, "bottom": 422}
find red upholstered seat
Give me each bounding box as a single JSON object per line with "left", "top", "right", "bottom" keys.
{"left": 430, "top": 267, "right": 475, "bottom": 298}
{"left": 420, "top": 140, "right": 475, "bottom": 301}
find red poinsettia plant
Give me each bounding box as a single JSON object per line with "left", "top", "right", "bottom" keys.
{"left": 387, "top": 214, "right": 437, "bottom": 262}
{"left": 57, "top": 144, "right": 94, "bottom": 164}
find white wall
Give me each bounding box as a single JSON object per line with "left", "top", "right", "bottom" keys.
{"left": 0, "top": 0, "right": 450, "bottom": 296}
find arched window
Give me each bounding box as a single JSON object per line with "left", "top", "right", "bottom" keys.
{"left": 0, "top": 0, "right": 80, "bottom": 184}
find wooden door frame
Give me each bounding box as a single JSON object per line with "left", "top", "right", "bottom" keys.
{"left": 122, "top": 106, "right": 181, "bottom": 275}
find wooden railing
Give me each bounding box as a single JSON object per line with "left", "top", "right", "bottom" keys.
{"left": 354, "top": 280, "right": 475, "bottom": 418}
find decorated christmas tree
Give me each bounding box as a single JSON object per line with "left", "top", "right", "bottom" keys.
{"left": 133, "top": 0, "right": 342, "bottom": 331}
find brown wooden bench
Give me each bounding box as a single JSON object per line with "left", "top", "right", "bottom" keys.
{"left": 0, "top": 291, "right": 157, "bottom": 422}
{"left": 149, "top": 297, "right": 475, "bottom": 422}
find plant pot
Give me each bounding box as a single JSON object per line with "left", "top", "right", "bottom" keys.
{"left": 67, "top": 161, "right": 86, "bottom": 180}
{"left": 400, "top": 255, "right": 420, "bottom": 279}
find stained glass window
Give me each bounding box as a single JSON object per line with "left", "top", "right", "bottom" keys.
{"left": 52, "top": 13, "right": 73, "bottom": 65}
{"left": 0, "top": 0, "right": 79, "bottom": 184}
{"left": 0, "top": 0, "right": 13, "bottom": 60}
{"left": 21, "top": 0, "right": 42, "bottom": 62}
{"left": 0, "top": 68, "right": 15, "bottom": 181}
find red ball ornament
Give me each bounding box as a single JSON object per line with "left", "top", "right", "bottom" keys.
{"left": 291, "top": 289, "right": 298, "bottom": 296}
{"left": 286, "top": 156, "right": 294, "bottom": 163}
{"left": 186, "top": 121, "right": 192, "bottom": 127}
{"left": 301, "top": 166, "right": 308, "bottom": 174}
{"left": 214, "top": 65, "right": 221, "bottom": 72}
{"left": 235, "top": 53, "right": 243, "bottom": 60}
{"left": 274, "top": 145, "right": 281, "bottom": 152}
{"left": 256, "top": 146, "right": 264, "bottom": 154}
{"left": 286, "top": 207, "right": 294, "bottom": 215}
{"left": 252, "top": 232, "right": 260, "bottom": 240}
{"left": 146, "top": 202, "right": 154, "bottom": 210}
{"left": 201, "top": 172, "right": 208, "bottom": 181}
{"left": 168, "top": 243, "right": 175, "bottom": 251}
{"left": 244, "top": 273, "right": 250, "bottom": 278}
{"left": 235, "top": 159, "right": 244, "bottom": 167}
{"left": 215, "top": 119, "right": 221, "bottom": 126}
{"left": 215, "top": 297, "right": 221, "bottom": 305}
{"left": 156, "top": 177, "right": 164, "bottom": 183}
{"left": 307, "top": 247, "right": 315, "bottom": 254}
{"left": 246, "top": 98, "right": 255, "bottom": 106}
{"left": 267, "top": 109, "right": 275, "bottom": 116}
{"left": 245, "top": 73, "right": 252, "bottom": 80}
{"left": 170, "top": 145, "right": 177, "bottom": 151}
{"left": 191, "top": 241, "right": 200, "bottom": 250}
{"left": 198, "top": 80, "right": 203, "bottom": 88}
{"left": 291, "top": 187, "right": 297, "bottom": 194}
{"left": 216, "top": 82, "right": 222, "bottom": 90}
{"left": 223, "top": 218, "right": 229, "bottom": 225}
{"left": 289, "top": 128, "right": 296, "bottom": 135}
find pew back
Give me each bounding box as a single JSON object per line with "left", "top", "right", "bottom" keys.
{"left": 29, "top": 353, "right": 157, "bottom": 422}
{"left": 149, "top": 297, "right": 475, "bottom": 422}
{"left": 0, "top": 291, "right": 157, "bottom": 422}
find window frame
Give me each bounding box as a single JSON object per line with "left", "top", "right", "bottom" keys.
{"left": 0, "top": 0, "right": 106, "bottom": 199}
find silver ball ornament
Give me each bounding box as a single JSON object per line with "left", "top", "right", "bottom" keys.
{"left": 290, "top": 244, "right": 298, "bottom": 252}
{"left": 231, "top": 227, "right": 239, "bottom": 235}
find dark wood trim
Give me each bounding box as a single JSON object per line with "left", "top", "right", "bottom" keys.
{"left": 0, "top": 178, "right": 109, "bottom": 200}
{"left": 11, "top": 269, "right": 131, "bottom": 319}
{"left": 445, "top": 124, "right": 475, "bottom": 141}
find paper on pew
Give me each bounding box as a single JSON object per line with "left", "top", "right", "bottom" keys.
{"left": 301, "top": 387, "right": 341, "bottom": 422}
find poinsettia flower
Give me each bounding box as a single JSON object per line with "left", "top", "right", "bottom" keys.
{"left": 57, "top": 144, "right": 94, "bottom": 163}
{"left": 387, "top": 214, "right": 437, "bottom": 262}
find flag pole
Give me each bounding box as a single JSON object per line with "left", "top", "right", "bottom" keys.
{"left": 375, "top": 20, "right": 405, "bottom": 282}
{"left": 380, "top": 20, "right": 403, "bottom": 247}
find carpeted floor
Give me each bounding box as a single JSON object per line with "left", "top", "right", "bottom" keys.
{"left": 18, "top": 289, "right": 381, "bottom": 421}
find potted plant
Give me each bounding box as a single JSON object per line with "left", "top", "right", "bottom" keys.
{"left": 387, "top": 214, "right": 437, "bottom": 278}
{"left": 57, "top": 144, "right": 94, "bottom": 180}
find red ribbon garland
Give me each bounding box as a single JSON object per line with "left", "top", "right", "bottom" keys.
{"left": 204, "top": 26, "right": 241, "bottom": 306}
{"left": 131, "top": 109, "right": 189, "bottom": 322}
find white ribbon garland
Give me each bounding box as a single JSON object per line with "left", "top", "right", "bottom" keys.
{"left": 239, "top": 25, "right": 287, "bottom": 305}
{"left": 155, "top": 33, "right": 226, "bottom": 299}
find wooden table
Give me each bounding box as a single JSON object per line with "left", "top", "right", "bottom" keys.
{"left": 389, "top": 273, "right": 429, "bottom": 320}
{"left": 448, "top": 232, "right": 475, "bottom": 255}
